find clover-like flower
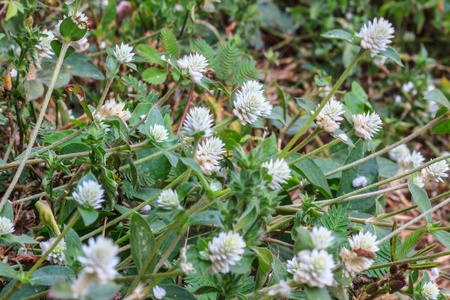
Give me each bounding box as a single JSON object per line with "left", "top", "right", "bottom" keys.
{"left": 340, "top": 231, "right": 379, "bottom": 276}
{"left": 199, "top": 231, "right": 246, "bottom": 274}
{"left": 94, "top": 99, "right": 131, "bottom": 123}
{"left": 356, "top": 17, "right": 394, "bottom": 54}
{"left": 267, "top": 280, "right": 291, "bottom": 297}
{"left": 353, "top": 112, "right": 382, "bottom": 140}
{"left": 153, "top": 286, "right": 167, "bottom": 300}
{"left": 421, "top": 159, "right": 449, "bottom": 183}
{"left": 421, "top": 282, "right": 440, "bottom": 300}
{"left": 286, "top": 256, "right": 300, "bottom": 275}
{"left": 72, "top": 180, "right": 104, "bottom": 209}
{"left": 261, "top": 158, "right": 291, "bottom": 190}
{"left": 182, "top": 107, "right": 214, "bottom": 138}
{"left": 233, "top": 80, "right": 272, "bottom": 125}
{"left": 389, "top": 145, "right": 409, "bottom": 162}
{"left": 40, "top": 238, "right": 67, "bottom": 265}
{"left": 0, "top": 216, "right": 14, "bottom": 236}
{"left": 35, "top": 30, "right": 55, "bottom": 60}
{"left": 311, "top": 226, "right": 334, "bottom": 250}
{"left": 293, "top": 249, "right": 335, "bottom": 287}
{"left": 148, "top": 124, "right": 169, "bottom": 143}
{"left": 195, "top": 137, "right": 226, "bottom": 175}
{"left": 114, "top": 43, "right": 135, "bottom": 64}
{"left": 71, "top": 236, "right": 119, "bottom": 297}
{"left": 177, "top": 52, "right": 208, "bottom": 83}
{"left": 156, "top": 189, "right": 180, "bottom": 210}
{"left": 315, "top": 99, "right": 345, "bottom": 133}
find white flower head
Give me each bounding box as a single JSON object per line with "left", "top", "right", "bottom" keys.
{"left": 195, "top": 137, "right": 226, "bottom": 175}
{"left": 54, "top": 11, "right": 89, "bottom": 51}
{"left": 428, "top": 101, "right": 440, "bottom": 117}
{"left": 410, "top": 173, "right": 425, "bottom": 188}
{"left": 402, "top": 81, "right": 417, "bottom": 95}
{"left": 293, "top": 249, "right": 335, "bottom": 287}
{"left": 0, "top": 216, "right": 14, "bottom": 236}
{"left": 389, "top": 144, "right": 409, "bottom": 162}
{"left": 356, "top": 17, "right": 394, "bottom": 54}
{"left": 199, "top": 231, "right": 246, "bottom": 274}
{"left": 261, "top": 158, "right": 291, "bottom": 190}
{"left": 40, "top": 238, "right": 67, "bottom": 265}
{"left": 398, "top": 150, "right": 425, "bottom": 169}
{"left": 148, "top": 124, "right": 169, "bottom": 143}
{"left": 72, "top": 180, "right": 104, "bottom": 209}
{"left": 429, "top": 267, "right": 440, "bottom": 282}
{"left": 318, "top": 84, "right": 332, "bottom": 98}
{"left": 421, "top": 282, "right": 440, "bottom": 300}
{"left": 35, "top": 30, "right": 55, "bottom": 60}
{"left": 311, "top": 226, "right": 334, "bottom": 250}
{"left": 123, "top": 285, "right": 146, "bottom": 300}
{"left": 233, "top": 80, "right": 272, "bottom": 125}
{"left": 94, "top": 99, "right": 131, "bottom": 123}
{"left": 153, "top": 286, "right": 167, "bottom": 300}
{"left": 353, "top": 112, "right": 383, "bottom": 140}
{"left": 114, "top": 43, "right": 134, "bottom": 64}
{"left": 317, "top": 99, "right": 345, "bottom": 123}
{"left": 177, "top": 52, "right": 208, "bottom": 83}
{"left": 421, "top": 159, "right": 449, "bottom": 183}
{"left": 340, "top": 231, "right": 379, "bottom": 276}
{"left": 286, "top": 256, "right": 300, "bottom": 274}
{"left": 267, "top": 280, "right": 291, "bottom": 297}
{"left": 72, "top": 236, "right": 119, "bottom": 296}
{"left": 352, "top": 176, "right": 368, "bottom": 188}
{"left": 157, "top": 189, "right": 180, "bottom": 210}
{"left": 183, "top": 107, "right": 214, "bottom": 138}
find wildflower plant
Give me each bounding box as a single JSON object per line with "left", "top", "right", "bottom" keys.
{"left": 0, "top": 3, "right": 449, "bottom": 300}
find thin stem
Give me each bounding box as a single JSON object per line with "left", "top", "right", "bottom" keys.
{"left": 213, "top": 115, "right": 237, "bottom": 132}
{"left": 378, "top": 197, "right": 450, "bottom": 245}
{"left": 0, "top": 42, "right": 70, "bottom": 212}
{"left": 288, "top": 137, "right": 341, "bottom": 166}
{"left": 153, "top": 232, "right": 183, "bottom": 272}
{"left": 279, "top": 48, "right": 366, "bottom": 158}
{"left": 284, "top": 127, "right": 322, "bottom": 159}
{"left": 325, "top": 115, "right": 447, "bottom": 177}
{"left": 114, "top": 270, "right": 185, "bottom": 283}
{"left": 368, "top": 251, "right": 450, "bottom": 270}
{"left": 177, "top": 82, "right": 195, "bottom": 136}
{"left": 94, "top": 67, "right": 118, "bottom": 116}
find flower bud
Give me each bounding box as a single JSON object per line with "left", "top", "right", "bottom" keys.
{"left": 399, "top": 263, "right": 409, "bottom": 270}
{"left": 35, "top": 201, "right": 60, "bottom": 235}
{"left": 388, "top": 279, "right": 405, "bottom": 292}
{"left": 390, "top": 264, "right": 398, "bottom": 274}
{"left": 25, "top": 16, "right": 34, "bottom": 27}
{"left": 366, "top": 283, "right": 379, "bottom": 295}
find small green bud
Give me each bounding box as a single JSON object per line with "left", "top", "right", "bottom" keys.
{"left": 25, "top": 16, "right": 34, "bottom": 27}
{"left": 35, "top": 201, "right": 60, "bottom": 235}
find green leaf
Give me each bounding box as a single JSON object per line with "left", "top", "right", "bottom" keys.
{"left": 78, "top": 206, "right": 99, "bottom": 226}
{"left": 5, "top": 1, "right": 18, "bottom": 20}
{"left": 60, "top": 17, "right": 88, "bottom": 42}
{"left": 398, "top": 228, "right": 426, "bottom": 259}
{"left": 431, "top": 230, "right": 450, "bottom": 249}
{"left": 160, "top": 28, "right": 179, "bottom": 58}
{"left": 137, "top": 44, "right": 166, "bottom": 67}
{"left": 195, "top": 38, "right": 219, "bottom": 71}
{"left": 432, "top": 119, "right": 450, "bottom": 133}
{"left": 104, "top": 116, "right": 129, "bottom": 142}
{"left": 288, "top": 155, "right": 332, "bottom": 199}
{"left": 36, "top": 61, "right": 71, "bottom": 89}
{"left": 217, "top": 41, "right": 240, "bottom": 79}
{"left": 253, "top": 247, "right": 273, "bottom": 289}
{"left": 63, "top": 53, "right": 105, "bottom": 80}
{"left": 319, "top": 205, "right": 350, "bottom": 236}
{"left": 0, "top": 234, "right": 38, "bottom": 248}
{"left": 142, "top": 67, "right": 168, "bottom": 84}
{"left": 321, "top": 29, "right": 354, "bottom": 44}
{"left": 408, "top": 183, "right": 432, "bottom": 223}
{"left": 293, "top": 226, "right": 314, "bottom": 252}
{"left": 304, "top": 286, "right": 331, "bottom": 300}
{"left": 176, "top": 183, "right": 197, "bottom": 202}
{"left": 296, "top": 98, "right": 316, "bottom": 113}
{"left": 97, "top": 0, "right": 116, "bottom": 42}
{"left": 0, "top": 262, "right": 19, "bottom": 279}
{"left": 344, "top": 82, "right": 372, "bottom": 115}
{"left": 260, "top": 134, "right": 278, "bottom": 158}
{"left": 0, "top": 201, "right": 14, "bottom": 221}
{"left": 29, "top": 266, "right": 75, "bottom": 286}
{"left": 65, "top": 228, "right": 82, "bottom": 262}
{"left": 159, "top": 284, "right": 197, "bottom": 300}
{"left": 379, "top": 47, "right": 404, "bottom": 67}
{"left": 130, "top": 213, "right": 156, "bottom": 273}
{"left": 424, "top": 89, "right": 450, "bottom": 110}
{"left": 136, "top": 147, "right": 171, "bottom": 187}
{"left": 59, "top": 143, "right": 91, "bottom": 155}
{"left": 180, "top": 157, "right": 209, "bottom": 190}
{"left": 51, "top": 40, "right": 76, "bottom": 59}
{"left": 65, "top": 84, "right": 94, "bottom": 122}
{"left": 23, "top": 80, "right": 44, "bottom": 100}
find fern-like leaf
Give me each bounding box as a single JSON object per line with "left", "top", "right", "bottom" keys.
{"left": 121, "top": 169, "right": 154, "bottom": 187}
{"left": 136, "top": 44, "right": 166, "bottom": 67}
{"left": 217, "top": 41, "right": 240, "bottom": 79}
{"left": 398, "top": 228, "right": 426, "bottom": 259}
{"left": 319, "top": 206, "right": 350, "bottom": 236}
{"left": 122, "top": 75, "right": 147, "bottom": 97}
{"left": 195, "top": 38, "right": 218, "bottom": 70}
{"left": 160, "top": 28, "right": 179, "bottom": 58}
{"left": 230, "top": 59, "right": 262, "bottom": 81}
{"left": 364, "top": 243, "right": 394, "bottom": 278}
{"left": 185, "top": 275, "right": 217, "bottom": 300}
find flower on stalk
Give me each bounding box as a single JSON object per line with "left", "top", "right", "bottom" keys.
{"left": 421, "top": 282, "right": 440, "bottom": 300}
{"left": 315, "top": 99, "right": 345, "bottom": 133}
{"left": 35, "top": 30, "right": 55, "bottom": 60}
{"left": 340, "top": 231, "right": 379, "bottom": 276}
{"left": 398, "top": 150, "right": 425, "bottom": 169}
{"left": 195, "top": 137, "right": 226, "bottom": 175}
{"left": 113, "top": 43, "right": 134, "bottom": 64}
{"left": 54, "top": 11, "right": 89, "bottom": 51}
{"left": 311, "top": 227, "right": 334, "bottom": 250}
{"left": 286, "top": 256, "right": 300, "bottom": 274}
{"left": 352, "top": 112, "right": 382, "bottom": 140}
{"left": 156, "top": 189, "right": 180, "bottom": 210}
{"left": 261, "top": 158, "right": 291, "bottom": 190}
{"left": 429, "top": 267, "right": 440, "bottom": 282}
{"left": 0, "top": 216, "right": 14, "bottom": 236}
{"left": 356, "top": 17, "right": 394, "bottom": 54}
{"left": 148, "top": 124, "right": 169, "bottom": 143}
{"left": 182, "top": 107, "right": 214, "bottom": 138}
{"left": 153, "top": 286, "right": 167, "bottom": 300}
{"left": 389, "top": 145, "right": 409, "bottom": 162}
{"left": 71, "top": 236, "right": 119, "bottom": 297}
{"left": 233, "top": 80, "right": 272, "bottom": 125}
{"left": 421, "top": 159, "right": 449, "bottom": 183}
{"left": 352, "top": 176, "right": 368, "bottom": 188}
{"left": 177, "top": 52, "right": 208, "bottom": 83}
{"left": 267, "top": 280, "right": 291, "bottom": 297}
{"left": 293, "top": 249, "right": 335, "bottom": 287}
{"left": 72, "top": 180, "right": 104, "bottom": 209}
{"left": 40, "top": 238, "right": 67, "bottom": 265}
{"left": 199, "top": 231, "right": 246, "bottom": 274}
{"left": 94, "top": 99, "right": 131, "bottom": 123}
{"left": 410, "top": 173, "right": 425, "bottom": 188}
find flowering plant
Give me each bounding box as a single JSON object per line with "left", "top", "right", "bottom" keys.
{"left": 0, "top": 2, "right": 449, "bottom": 300}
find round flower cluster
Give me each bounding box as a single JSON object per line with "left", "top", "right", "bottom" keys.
{"left": 177, "top": 52, "right": 208, "bottom": 83}
{"left": 35, "top": 29, "right": 55, "bottom": 61}
{"left": 315, "top": 99, "right": 345, "bottom": 133}
{"left": 356, "top": 17, "right": 395, "bottom": 54}
{"left": 72, "top": 180, "right": 104, "bottom": 209}
{"left": 261, "top": 158, "right": 291, "bottom": 190}
{"left": 200, "top": 231, "right": 246, "bottom": 274}
{"left": 406, "top": 157, "right": 449, "bottom": 188}
{"left": 148, "top": 124, "right": 169, "bottom": 143}
{"left": 182, "top": 107, "right": 214, "bottom": 138}
{"left": 233, "top": 80, "right": 272, "bottom": 125}
{"left": 389, "top": 145, "right": 424, "bottom": 170}
{"left": 195, "top": 137, "right": 226, "bottom": 175}
{"left": 340, "top": 231, "right": 379, "bottom": 276}
{"left": 353, "top": 112, "right": 383, "bottom": 140}
{"left": 421, "top": 282, "right": 440, "bottom": 300}
{"left": 156, "top": 189, "right": 180, "bottom": 210}
{"left": 0, "top": 216, "right": 14, "bottom": 236}
{"left": 40, "top": 238, "right": 67, "bottom": 265}
{"left": 94, "top": 99, "right": 131, "bottom": 123}
{"left": 113, "top": 43, "right": 135, "bottom": 64}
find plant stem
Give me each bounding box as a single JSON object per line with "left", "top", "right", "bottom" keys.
{"left": 214, "top": 115, "right": 238, "bottom": 131}
{"left": 368, "top": 251, "right": 450, "bottom": 270}
{"left": 177, "top": 82, "right": 196, "bottom": 135}
{"left": 0, "top": 42, "right": 70, "bottom": 213}
{"left": 279, "top": 48, "right": 366, "bottom": 158}
{"left": 153, "top": 232, "right": 184, "bottom": 272}
{"left": 287, "top": 137, "right": 341, "bottom": 166}
{"left": 378, "top": 196, "right": 450, "bottom": 245}
{"left": 114, "top": 270, "right": 186, "bottom": 283}
{"left": 325, "top": 115, "right": 447, "bottom": 177}
{"left": 94, "top": 66, "right": 118, "bottom": 116}
{"left": 284, "top": 127, "right": 322, "bottom": 159}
